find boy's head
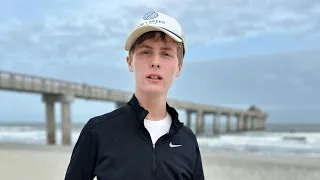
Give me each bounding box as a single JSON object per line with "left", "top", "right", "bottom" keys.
{"left": 124, "top": 11, "right": 186, "bottom": 95}
{"left": 125, "top": 11, "right": 186, "bottom": 64}
{"left": 128, "top": 31, "right": 185, "bottom": 66}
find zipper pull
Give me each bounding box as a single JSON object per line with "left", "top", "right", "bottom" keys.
{"left": 152, "top": 143, "right": 156, "bottom": 171}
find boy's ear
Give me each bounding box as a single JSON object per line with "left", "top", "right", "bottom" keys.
{"left": 175, "top": 64, "right": 182, "bottom": 77}
{"left": 126, "top": 56, "right": 134, "bottom": 72}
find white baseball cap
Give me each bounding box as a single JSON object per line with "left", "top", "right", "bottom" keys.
{"left": 124, "top": 11, "right": 186, "bottom": 54}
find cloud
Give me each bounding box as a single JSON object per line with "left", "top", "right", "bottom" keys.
{"left": 0, "top": 0, "right": 319, "bottom": 69}
{"left": 165, "top": 0, "right": 320, "bottom": 46}
{"left": 173, "top": 49, "right": 320, "bottom": 107}
{"left": 262, "top": 73, "right": 278, "bottom": 80}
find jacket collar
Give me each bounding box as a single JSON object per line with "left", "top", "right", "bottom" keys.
{"left": 125, "top": 94, "right": 183, "bottom": 134}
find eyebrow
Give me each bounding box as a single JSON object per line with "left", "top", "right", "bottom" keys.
{"left": 161, "top": 47, "right": 175, "bottom": 51}
{"left": 138, "top": 44, "right": 175, "bottom": 52}
{"left": 138, "top": 44, "right": 153, "bottom": 49}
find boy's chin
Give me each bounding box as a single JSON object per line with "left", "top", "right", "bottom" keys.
{"left": 140, "top": 86, "right": 168, "bottom": 94}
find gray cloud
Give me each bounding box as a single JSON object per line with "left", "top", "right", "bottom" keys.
{"left": 171, "top": 0, "right": 320, "bottom": 46}
{"left": 175, "top": 49, "right": 320, "bottom": 107}
{"left": 0, "top": 0, "right": 319, "bottom": 68}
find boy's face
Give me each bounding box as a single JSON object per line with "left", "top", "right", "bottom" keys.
{"left": 126, "top": 33, "right": 182, "bottom": 95}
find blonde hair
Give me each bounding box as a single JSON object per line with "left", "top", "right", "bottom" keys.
{"left": 128, "top": 31, "right": 185, "bottom": 66}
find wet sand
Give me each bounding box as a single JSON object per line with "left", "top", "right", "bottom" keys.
{"left": 1, "top": 143, "right": 319, "bottom": 180}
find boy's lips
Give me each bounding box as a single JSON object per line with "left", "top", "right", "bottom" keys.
{"left": 146, "top": 73, "right": 163, "bottom": 80}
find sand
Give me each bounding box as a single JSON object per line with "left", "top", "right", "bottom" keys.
{"left": 0, "top": 143, "right": 319, "bottom": 180}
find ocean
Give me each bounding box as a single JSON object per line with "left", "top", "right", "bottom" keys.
{"left": 0, "top": 122, "right": 320, "bottom": 157}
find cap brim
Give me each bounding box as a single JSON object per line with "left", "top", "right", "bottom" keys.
{"left": 125, "top": 25, "right": 183, "bottom": 51}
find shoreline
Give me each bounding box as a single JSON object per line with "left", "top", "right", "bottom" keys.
{"left": 2, "top": 141, "right": 320, "bottom": 158}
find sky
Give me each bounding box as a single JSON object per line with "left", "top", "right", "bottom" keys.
{"left": 0, "top": 0, "right": 320, "bottom": 125}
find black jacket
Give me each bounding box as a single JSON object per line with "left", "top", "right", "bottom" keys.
{"left": 64, "top": 94, "right": 205, "bottom": 180}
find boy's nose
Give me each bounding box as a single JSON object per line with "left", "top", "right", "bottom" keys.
{"left": 150, "top": 56, "right": 161, "bottom": 68}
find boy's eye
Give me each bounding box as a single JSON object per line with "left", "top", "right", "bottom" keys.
{"left": 163, "top": 52, "right": 171, "bottom": 56}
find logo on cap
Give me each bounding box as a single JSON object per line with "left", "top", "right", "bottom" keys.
{"left": 143, "top": 11, "right": 158, "bottom": 20}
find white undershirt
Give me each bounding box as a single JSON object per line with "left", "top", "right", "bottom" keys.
{"left": 144, "top": 113, "right": 172, "bottom": 145}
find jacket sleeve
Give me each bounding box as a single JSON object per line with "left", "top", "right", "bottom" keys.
{"left": 64, "top": 122, "right": 97, "bottom": 180}
{"left": 192, "top": 140, "right": 205, "bottom": 180}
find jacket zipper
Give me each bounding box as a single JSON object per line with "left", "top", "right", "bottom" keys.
{"left": 140, "top": 111, "right": 157, "bottom": 172}
{"left": 152, "top": 144, "right": 156, "bottom": 171}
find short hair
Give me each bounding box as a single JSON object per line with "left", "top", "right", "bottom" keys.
{"left": 128, "top": 31, "right": 185, "bottom": 66}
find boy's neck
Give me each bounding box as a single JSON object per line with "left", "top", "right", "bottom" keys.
{"left": 135, "top": 90, "right": 167, "bottom": 121}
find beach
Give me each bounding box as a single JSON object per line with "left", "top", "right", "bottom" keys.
{"left": 1, "top": 143, "right": 319, "bottom": 180}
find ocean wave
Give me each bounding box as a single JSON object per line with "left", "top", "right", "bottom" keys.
{"left": 197, "top": 132, "right": 320, "bottom": 156}
{"left": 0, "top": 126, "right": 81, "bottom": 145}
{"left": 1, "top": 126, "right": 320, "bottom": 157}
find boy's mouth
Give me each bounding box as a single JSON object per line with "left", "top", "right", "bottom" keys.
{"left": 146, "top": 73, "right": 163, "bottom": 80}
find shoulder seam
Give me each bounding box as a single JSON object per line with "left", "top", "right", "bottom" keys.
{"left": 87, "top": 107, "right": 125, "bottom": 131}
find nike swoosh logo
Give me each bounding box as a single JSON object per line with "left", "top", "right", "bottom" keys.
{"left": 169, "top": 142, "right": 182, "bottom": 148}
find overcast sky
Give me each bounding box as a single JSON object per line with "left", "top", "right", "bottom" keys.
{"left": 0, "top": 0, "right": 320, "bottom": 125}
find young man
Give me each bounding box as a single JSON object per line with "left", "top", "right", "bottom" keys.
{"left": 64, "top": 11, "right": 205, "bottom": 180}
